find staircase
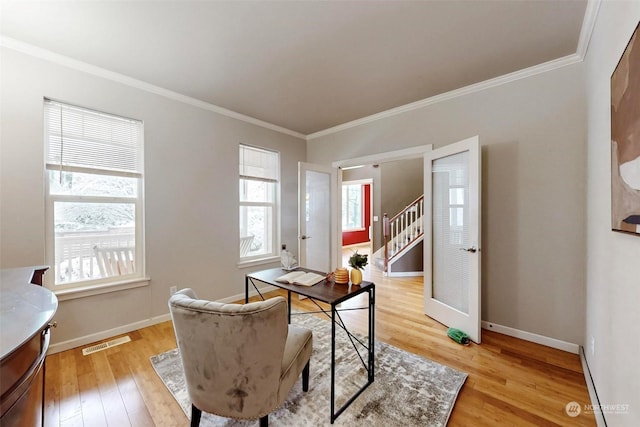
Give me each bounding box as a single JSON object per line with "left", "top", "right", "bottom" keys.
{"left": 374, "top": 195, "right": 424, "bottom": 276}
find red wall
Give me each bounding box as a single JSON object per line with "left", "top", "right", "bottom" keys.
{"left": 342, "top": 184, "right": 371, "bottom": 246}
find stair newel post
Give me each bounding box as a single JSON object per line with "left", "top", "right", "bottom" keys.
{"left": 383, "top": 213, "right": 389, "bottom": 272}
{"left": 419, "top": 198, "right": 424, "bottom": 233}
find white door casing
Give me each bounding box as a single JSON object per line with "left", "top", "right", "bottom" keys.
{"left": 424, "top": 136, "right": 481, "bottom": 343}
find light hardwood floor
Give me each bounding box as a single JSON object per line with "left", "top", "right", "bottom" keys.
{"left": 44, "top": 260, "right": 596, "bottom": 426}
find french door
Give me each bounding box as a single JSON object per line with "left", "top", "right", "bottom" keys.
{"left": 424, "top": 136, "right": 481, "bottom": 343}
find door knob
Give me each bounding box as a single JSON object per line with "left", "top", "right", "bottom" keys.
{"left": 459, "top": 246, "right": 477, "bottom": 253}
{"left": 301, "top": 235, "right": 312, "bottom": 240}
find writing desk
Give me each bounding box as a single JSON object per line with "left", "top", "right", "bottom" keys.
{"left": 245, "top": 267, "right": 375, "bottom": 424}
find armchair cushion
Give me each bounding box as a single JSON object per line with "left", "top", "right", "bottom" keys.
{"left": 280, "top": 325, "right": 313, "bottom": 402}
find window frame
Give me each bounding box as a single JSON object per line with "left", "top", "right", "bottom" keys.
{"left": 341, "top": 183, "right": 365, "bottom": 232}
{"left": 44, "top": 99, "right": 146, "bottom": 292}
{"left": 238, "top": 144, "right": 280, "bottom": 263}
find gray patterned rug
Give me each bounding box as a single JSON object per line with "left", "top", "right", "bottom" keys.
{"left": 151, "top": 312, "right": 467, "bottom": 426}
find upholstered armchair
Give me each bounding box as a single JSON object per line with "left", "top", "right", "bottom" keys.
{"left": 168, "top": 289, "right": 313, "bottom": 427}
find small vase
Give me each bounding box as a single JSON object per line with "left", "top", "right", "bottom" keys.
{"left": 350, "top": 269, "right": 363, "bottom": 285}
{"left": 334, "top": 267, "right": 349, "bottom": 284}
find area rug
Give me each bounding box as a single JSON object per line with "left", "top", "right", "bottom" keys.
{"left": 151, "top": 313, "right": 467, "bottom": 426}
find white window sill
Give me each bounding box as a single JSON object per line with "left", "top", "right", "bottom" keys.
{"left": 53, "top": 277, "right": 151, "bottom": 301}
{"left": 237, "top": 256, "right": 280, "bottom": 269}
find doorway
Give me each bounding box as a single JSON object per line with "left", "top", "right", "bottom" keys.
{"left": 334, "top": 146, "right": 432, "bottom": 274}
{"left": 332, "top": 138, "right": 481, "bottom": 343}
{"left": 341, "top": 178, "right": 373, "bottom": 264}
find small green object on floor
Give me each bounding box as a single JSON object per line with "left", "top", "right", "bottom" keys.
{"left": 447, "top": 327, "right": 470, "bottom": 345}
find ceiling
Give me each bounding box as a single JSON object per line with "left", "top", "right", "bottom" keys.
{"left": 0, "top": 1, "right": 588, "bottom": 136}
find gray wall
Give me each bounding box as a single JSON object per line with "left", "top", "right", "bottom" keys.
{"left": 308, "top": 63, "right": 587, "bottom": 345}
{"left": 0, "top": 48, "right": 306, "bottom": 346}
{"left": 380, "top": 157, "right": 423, "bottom": 223}
{"left": 584, "top": 2, "right": 640, "bottom": 425}
{"left": 391, "top": 241, "right": 423, "bottom": 273}
{"left": 380, "top": 158, "right": 423, "bottom": 252}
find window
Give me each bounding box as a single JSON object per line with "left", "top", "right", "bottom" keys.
{"left": 44, "top": 99, "right": 144, "bottom": 289}
{"left": 239, "top": 144, "right": 279, "bottom": 260}
{"left": 342, "top": 184, "right": 363, "bottom": 231}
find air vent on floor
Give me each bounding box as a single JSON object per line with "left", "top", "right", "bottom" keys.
{"left": 82, "top": 335, "right": 131, "bottom": 356}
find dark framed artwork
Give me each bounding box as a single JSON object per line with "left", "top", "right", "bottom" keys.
{"left": 611, "top": 21, "right": 640, "bottom": 235}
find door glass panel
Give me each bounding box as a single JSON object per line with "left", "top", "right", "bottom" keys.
{"left": 304, "top": 170, "right": 331, "bottom": 272}
{"left": 432, "top": 151, "right": 469, "bottom": 313}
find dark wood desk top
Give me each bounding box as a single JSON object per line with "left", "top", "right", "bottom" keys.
{"left": 247, "top": 267, "right": 374, "bottom": 306}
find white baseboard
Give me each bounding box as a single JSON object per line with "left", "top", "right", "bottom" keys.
{"left": 387, "top": 271, "right": 424, "bottom": 277}
{"left": 580, "top": 346, "right": 607, "bottom": 427}
{"left": 216, "top": 285, "right": 278, "bottom": 303}
{"left": 481, "top": 321, "right": 579, "bottom": 354}
{"left": 49, "top": 313, "right": 172, "bottom": 355}
{"left": 48, "top": 285, "right": 277, "bottom": 355}
{"left": 342, "top": 242, "right": 370, "bottom": 250}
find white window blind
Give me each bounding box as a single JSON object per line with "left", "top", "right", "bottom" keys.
{"left": 239, "top": 145, "right": 278, "bottom": 182}
{"left": 44, "top": 99, "right": 143, "bottom": 176}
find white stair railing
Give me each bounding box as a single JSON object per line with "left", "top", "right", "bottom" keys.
{"left": 383, "top": 195, "right": 424, "bottom": 272}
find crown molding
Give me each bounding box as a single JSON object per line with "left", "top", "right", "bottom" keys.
{"left": 306, "top": 53, "right": 583, "bottom": 140}
{"left": 0, "top": 35, "right": 306, "bottom": 140}
{"left": 576, "top": 0, "right": 602, "bottom": 60}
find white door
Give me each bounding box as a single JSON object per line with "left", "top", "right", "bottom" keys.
{"left": 424, "top": 136, "right": 481, "bottom": 343}
{"left": 298, "top": 162, "right": 338, "bottom": 273}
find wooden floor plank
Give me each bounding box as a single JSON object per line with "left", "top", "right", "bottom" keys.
{"left": 57, "top": 350, "right": 82, "bottom": 426}
{"left": 43, "top": 353, "right": 61, "bottom": 427}
{"left": 126, "top": 333, "right": 187, "bottom": 426}
{"left": 91, "top": 349, "right": 132, "bottom": 426}
{"left": 107, "top": 349, "right": 155, "bottom": 427}
{"left": 74, "top": 349, "right": 108, "bottom": 427}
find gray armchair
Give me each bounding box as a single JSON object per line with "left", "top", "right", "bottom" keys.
{"left": 168, "top": 289, "right": 312, "bottom": 427}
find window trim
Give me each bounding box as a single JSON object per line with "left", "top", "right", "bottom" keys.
{"left": 44, "top": 100, "right": 145, "bottom": 291}
{"left": 54, "top": 276, "right": 151, "bottom": 301}
{"left": 239, "top": 144, "right": 280, "bottom": 262}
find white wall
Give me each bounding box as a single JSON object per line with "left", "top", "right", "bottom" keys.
{"left": 0, "top": 47, "right": 305, "bottom": 346}
{"left": 584, "top": 2, "right": 640, "bottom": 425}
{"left": 308, "top": 63, "right": 587, "bottom": 345}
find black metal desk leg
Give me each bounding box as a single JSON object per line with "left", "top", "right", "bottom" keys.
{"left": 287, "top": 290, "right": 292, "bottom": 324}
{"left": 369, "top": 286, "right": 375, "bottom": 382}
{"left": 331, "top": 304, "right": 336, "bottom": 423}
{"left": 245, "top": 275, "right": 249, "bottom": 303}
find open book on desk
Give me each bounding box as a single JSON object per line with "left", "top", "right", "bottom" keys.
{"left": 275, "top": 271, "right": 325, "bottom": 287}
